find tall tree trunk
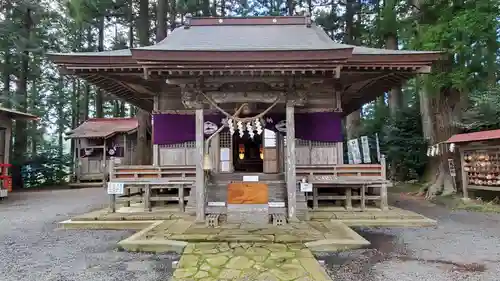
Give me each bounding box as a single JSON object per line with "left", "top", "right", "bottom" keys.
{"left": 344, "top": 0, "right": 361, "bottom": 140}
{"left": 2, "top": 0, "right": 11, "bottom": 108}
{"left": 120, "top": 101, "right": 126, "bottom": 117}
{"left": 211, "top": 0, "right": 217, "bottom": 16}
{"left": 384, "top": 0, "right": 402, "bottom": 116}
{"left": 57, "top": 78, "right": 65, "bottom": 171}
{"left": 220, "top": 0, "right": 226, "bottom": 16}
{"left": 3, "top": 50, "right": 10, "bottom": 108}
{"left": 82, "top": 27, "right": 92, "bottom": 121}
{"left": 287, "top": 0, "right": 295, "bottom": 16}
{"left": 411, "top": 1, "right": 458, "bottom": 197}
{"left": 128, "top": 0, "right": 134, "bottom": 48}
{"left": 136, "top": 0, "right": 151, "bottom": 165}
{"left": 156, "top": 0, "right": 167, "bottom": 41}
{"left": 170, "top": 0, "right": 177, "bottom": 30}
{"left": 12, "top": 8, "right": 32, "bottom": 189}
{"left": 95, "top": 17, "right": 105, "bottom": 118}
{"left": 202, "top": 0, "right": 210, "bottom": 16}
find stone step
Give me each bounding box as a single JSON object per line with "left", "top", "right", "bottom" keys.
{"left": 211, "top": 172, "right": 284, "bottom": 182}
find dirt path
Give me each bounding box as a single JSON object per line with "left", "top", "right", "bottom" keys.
{"left": 321, "top": 195, "right": 500, "bottom": 281}
{"left": 0, "top": 188, "right": 178, "bottom": 281}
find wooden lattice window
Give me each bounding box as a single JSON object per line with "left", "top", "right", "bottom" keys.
{"left": 219, "top": 131, "right": 231, "bottom": 172}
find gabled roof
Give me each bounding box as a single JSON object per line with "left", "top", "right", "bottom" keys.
{"left": 47, "top": 15, "right": 444, "bottom": 114}
{"left": 48, "top": 15, "right": 443, "bottom": 65}
{"left": 446, "top": 129, "right": 500, "bottom": 144}
{"left": 0, "top": 107, "right": 39, "bottom": 120}
{"left": 67, "top": 118, "right": 139, "bottom": 139}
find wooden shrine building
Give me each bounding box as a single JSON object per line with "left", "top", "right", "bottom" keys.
{"left": 49, "top": 15, "right": 442, "bottom": 225}
{"left": 0, "top": 107, "right": 38, "bottom": 198}
{"left": 67, "top": 118, "right": 147, "bottom": 187}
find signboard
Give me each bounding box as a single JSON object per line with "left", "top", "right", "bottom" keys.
{"left": 347, "top": 143, "right": 354, "bottom": 164}
{"left": 207, "top": 201, "right": 226, "bottom": 207}
{"left": 360, "top": 136, "right": 371, "bottom": 163}
{"left": 107, "top": 182, "right": 124, "bottom": 195}
{"left": 243, "top": 175, "right": 259, "bottom": 182}
{"left": 448, "top": 159, "right": 456, "bottom": 177}
{"left": 348, "top": 139, "right": 362, "bottom": 164}
{"left": 268, "top": 202, "right": 285, "bottom": 208}
{"left": 300, "top": 182, "right": 313, "bottom": 192}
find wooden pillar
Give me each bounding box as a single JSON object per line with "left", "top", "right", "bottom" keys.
{"left": 108, "top": 157, "right": 116, "bottom": 212}
{"left": 335, "top": 88, "right": 344, "bottom": 164}
{"left": 102, "top": 138, "right": 107, "bottom": 189}
{"left": 75, "top": 139, "right": 81, "bottom": 183}
{"left": 195, "top": 108, "right": 205, "bottom": 222}
{"left": 152, "top": 95, "right": 160, "bottom": 166}
{"left": 380, "top": 155, "right": 388, "bottom": 210}
{"left": 286, "top": 103, "right": 298, "bottom": 222}
{"left": 459, "top": 149, "right": 469, "bottom": 200}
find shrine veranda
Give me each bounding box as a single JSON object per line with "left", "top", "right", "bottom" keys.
{"left": 49, "top": 15, "right": 443, "bottom": 225}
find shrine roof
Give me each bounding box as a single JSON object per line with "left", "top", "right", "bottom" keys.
{"left": 48, "top": 15, "right": 442, "bottom": 63}
{"left": 67, "top": 118, "right": 139, "bottom": 139}
{"left": 135, "top": 23, "right": 348, "bottom": 52}
{"left": 0, "top": 107, "right": 39, "bottom": 120}
{"left": 446, "top": 129, "right": 500, "bottom": 144}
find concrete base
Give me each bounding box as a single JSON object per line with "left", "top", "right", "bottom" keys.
{"left": 59, "top": 219, "right": 156, "bottom": 230}
{"left": 226, "top": 204, "right": 269, "bottom": 224}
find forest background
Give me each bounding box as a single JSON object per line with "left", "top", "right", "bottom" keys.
{"left": 1, "top": 0, "right": 499, "bottom": 198}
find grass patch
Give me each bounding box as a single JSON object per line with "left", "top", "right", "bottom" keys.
{"left": 391, "top": 182, "right": 500, "bottom": 213}
{"left": 432, "top": 195, "right": 500, "bottom": 213}
{"left": 454, "top": 199, "right": 500, "bottom": 213}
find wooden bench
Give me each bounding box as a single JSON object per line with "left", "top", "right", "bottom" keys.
{"left": 108, "top": 165, "right": 195, "bottom": 213}
{"left": 296, "top": 157, "right": 388, "bottom": 211}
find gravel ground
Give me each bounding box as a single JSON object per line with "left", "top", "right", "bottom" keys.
{"left": 321, "top": 195, "right": 500, "bottom": 281}
{"left": 2, "top": 188, "right": 500, "bottom": 281}
{"left": 0, "top": 188, "right": 178, "bottom": 281}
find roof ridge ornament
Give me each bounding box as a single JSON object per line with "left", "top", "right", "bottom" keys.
{"left": 184, "top": 13, "right": 192, "bottom": 29}
{"left": 305, "top": 12, "right": 312, "bottom": 27}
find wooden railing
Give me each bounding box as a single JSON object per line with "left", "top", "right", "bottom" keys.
{"left": 108, "top": 165, "right": 196, "bottom": 212}
{"left": 296, "top": 157, "right": 388, "bottom": 211}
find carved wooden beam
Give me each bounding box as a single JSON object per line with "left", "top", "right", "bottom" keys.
{"left": 166, "top": 76, "right": 328, "bottom": 85}
{"left": 207, "top": 91, "right": 285, "bottom": 103}
{"left": 180, "top": 84, "right": 204, "bottom": 109}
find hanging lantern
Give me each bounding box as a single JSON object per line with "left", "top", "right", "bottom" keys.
{"left": 247, "top": 122, "right": 254, "bottom": 139}
{"left": 228, "top": 118, "right": 235, "bottom": 135}
{"left": 260, "top": 145, "right": 264, "bottom": 160}
{"left": 238, "top": 144, "right": 245, "bottom": 160}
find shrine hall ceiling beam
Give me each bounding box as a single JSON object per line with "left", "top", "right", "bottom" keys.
{"left": 79, "top": 74, "right": 153, "bottom": 111}
{"left": 341, "top": 73, "right": 413, "bottom": 115}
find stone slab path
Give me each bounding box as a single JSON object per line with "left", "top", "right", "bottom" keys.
{"left": 171, "top": 242, "right": 332, "bottom": 281}
{"left": 144, "top": 221, "right": 364, "bottom": 244}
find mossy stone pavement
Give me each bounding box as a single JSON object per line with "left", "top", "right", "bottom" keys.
{"left": 62, "top": 205, "right": 437, "bottom": 280}
{"left": 171, "top": 242, "right": 331, "bottom": 281}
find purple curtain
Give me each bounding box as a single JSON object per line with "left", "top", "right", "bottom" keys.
{"left": 153, "top": 112, "right": 343, "bottom": 145}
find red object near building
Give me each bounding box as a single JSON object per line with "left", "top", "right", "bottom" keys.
{"left": 0, "top": 163, "right": 12, "bottom": 192}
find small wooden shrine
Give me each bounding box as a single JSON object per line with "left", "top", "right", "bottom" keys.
{"left": 446, "top": 129, "right": 500, "bottom": 200}
{"left": 0, "top": 107, "right": 38, "bottom": 198}
{"left": 49, "top": 15, "right": 442, "bottom": 225}
{"left": 67, "top": 118, "right": 147, "bottom": 187}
